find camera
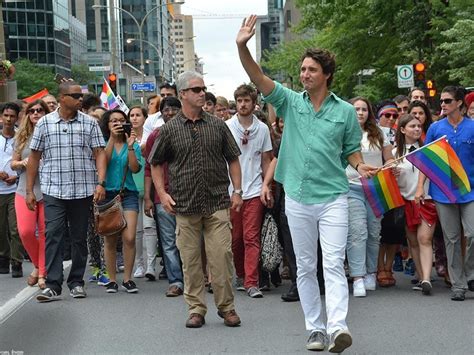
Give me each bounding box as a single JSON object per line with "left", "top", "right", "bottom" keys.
{"left": 121, "top": 123, "right": 132, "bottom": 136}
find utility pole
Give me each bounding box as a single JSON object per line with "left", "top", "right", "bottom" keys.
{"left": 109, "top": 0, "right": 119, "bottom": 75}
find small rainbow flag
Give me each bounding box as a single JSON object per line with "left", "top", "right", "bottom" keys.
{"left": 360, "top": 169, "right": 405, "bottom": 218}
{"left": 99, "top": 78, "right": 119, "bottom": 110}
{"left": 406, "top": 137, "right": 471, "bottom": 203}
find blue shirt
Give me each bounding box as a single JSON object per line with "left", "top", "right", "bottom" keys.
{"left": 424, "top": 117, "right": 474, "bottom": 203}
{"left": 105, "top": 142, "right": 142, "bottom": 192}
{"left": 263, "top": 81, "right": 361, "bottom": 204}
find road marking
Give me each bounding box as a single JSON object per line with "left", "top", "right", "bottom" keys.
{"left": 0, "top": 261, "right": 72, "bottom": 324}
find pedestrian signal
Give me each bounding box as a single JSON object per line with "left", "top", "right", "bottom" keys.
{"left": 426, "top": 80, "right": 436, "bottom": 97}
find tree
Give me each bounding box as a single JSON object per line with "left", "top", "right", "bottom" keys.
{"left": 71, "top": 64, "right": 97, "bottom": 86}
{"left": 13, "top": 59, "right": 58, "bottom": 99}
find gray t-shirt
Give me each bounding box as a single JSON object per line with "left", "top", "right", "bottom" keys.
{"left": 16, "top": 141, "right": 43, "bottom": 200}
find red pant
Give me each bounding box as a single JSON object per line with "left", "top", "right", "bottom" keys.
{"left": 231, "top": 197, "right": 264, "bottom": 289}
{"left": 15, "top": 193, "right": 46, "bottom": 276}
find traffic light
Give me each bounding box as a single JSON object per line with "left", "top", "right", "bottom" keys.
{"left": 426, "top": 79, "right": 436, "bottom": 97}
{"left": 108, "top": 73, "right": 117, "bottom": 94}
{"left": 414, "top": 62, "right": 426, "bottom": 89}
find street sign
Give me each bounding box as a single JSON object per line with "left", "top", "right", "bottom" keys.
{"left": 397, "top": 65, "right": 414, "bottom": 88}
{"left": 131, "top": 82, "right": 156, "bottom": 91}
{"left": 89, "top": 66, "right": 111, "bottom": 72}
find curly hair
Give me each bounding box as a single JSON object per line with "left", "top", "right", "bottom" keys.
{"left": 15, "top": 99, "right": 50, "bottom": 154}
{"left": 349, "top": 97, "right": 384, "bottom": 150}
{"left": 100, "top": 109, "right": 129, "bottom": 141}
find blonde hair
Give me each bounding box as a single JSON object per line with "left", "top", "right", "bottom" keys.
{"left": 15, "top": 100, "right": 50, "bottom": 154}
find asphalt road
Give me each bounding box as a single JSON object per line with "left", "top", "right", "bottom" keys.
{"left": 0, "top": 265, "right": 473, "bottom": 354}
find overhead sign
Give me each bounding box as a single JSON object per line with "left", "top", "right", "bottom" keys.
{"left": 89, "top": 66, "right": 111, "bottom": 72}
{"left": 397, "top": 65, "right": 414, "bottom": 88}
{"left": 131, "top": 83, "right": 156, "bottom": 92}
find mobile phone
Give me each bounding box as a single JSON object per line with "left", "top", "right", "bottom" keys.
{"left": 54, "top": 73, "right": 65, "bottom": 84}
{"left": 122, "top": 123, "right": 132, "bottom": 136}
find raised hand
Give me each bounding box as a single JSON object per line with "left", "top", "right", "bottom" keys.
{"left": 236, "top": 15, "right": 258, "bottom": 46}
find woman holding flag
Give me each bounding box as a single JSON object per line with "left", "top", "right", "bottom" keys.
{"left": 394, "top": 114, "right": 438, "bottom": 295}
{"left": 415, "top": 86, "right": 474, "bottom": 301}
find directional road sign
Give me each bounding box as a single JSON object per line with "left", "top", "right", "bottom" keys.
{"left": 397, "top": 65, "right": 414, "bottom": 88}
{"left": 131, "top": 83, "right": 156, "bottom": 92}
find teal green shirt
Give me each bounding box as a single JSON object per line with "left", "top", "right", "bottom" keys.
{"left": 105, "top": 142, "right": 142, "bottom": 192}
{"left": 132, "top": 155, "right": 145, "bottom": 198}
{"left": 264, "top": 81, "right": 362, "bottom": 204}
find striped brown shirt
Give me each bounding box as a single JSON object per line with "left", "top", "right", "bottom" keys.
{"left": 149, "top": 110, "right": 241, "bottom": 215}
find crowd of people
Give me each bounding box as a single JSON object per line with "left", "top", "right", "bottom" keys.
{"left": 0, "top": 16, "right": 473, "bottom": 353}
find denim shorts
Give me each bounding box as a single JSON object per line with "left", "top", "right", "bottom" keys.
{"left": 103, "top": 190, "right": 139, "bottom": 212}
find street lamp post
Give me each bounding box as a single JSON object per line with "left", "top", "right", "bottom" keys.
{"left": 92, "top": 1, "right": 184, "bottom": 101}
{"left": 127, "top": 38, "right": 164, "bottom": 80}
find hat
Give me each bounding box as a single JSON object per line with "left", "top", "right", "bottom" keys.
{"left": 465, "top": 92, "right": 474, "bottom": 109}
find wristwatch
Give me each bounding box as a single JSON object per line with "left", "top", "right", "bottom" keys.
{"left": 97, "top": 180, "right": 106, "bottom": 187}
{"left": 232, "top": 189, "right": 243, "bottom": 197}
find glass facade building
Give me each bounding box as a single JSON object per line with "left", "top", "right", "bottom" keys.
{"left": 3, "top": 0, "right": 72, "bottom": 75}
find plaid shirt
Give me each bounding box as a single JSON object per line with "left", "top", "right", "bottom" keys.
{"left": 29, "top": 110, "right": 105, "bottom": 200}
{"left": 149, "top": 110, "right": 241, "bottom": 215}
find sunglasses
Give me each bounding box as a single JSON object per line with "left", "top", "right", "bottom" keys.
{"left": 64, "top": 93, "right": 84, "bottom": 100}
{"left": 182, "top": 86, "right": 207, "bottom": 94}
{"left": 242, "top": 130, "right": 250, "bottom": 145}
{"left": 27, "top": 107, "right": 45, "bottom": 114}
{"left": 382, "top": 112, "right": 399, "bottom": 120}
{"left": 397, "top": 107, "right": 409, "bottom": 113}
{"left": 439, "top": 98, "right": 454, "bottom": 105}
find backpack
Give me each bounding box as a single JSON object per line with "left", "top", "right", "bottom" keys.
{"left": 260, "top": 211, "right": 283, "bottom": 272}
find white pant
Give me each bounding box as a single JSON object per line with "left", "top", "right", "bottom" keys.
{"left": 285, "top": 194, "right": 349, "bottom": 335}
{"left": 135, "top": 197, "right": 158, "bottom": 273}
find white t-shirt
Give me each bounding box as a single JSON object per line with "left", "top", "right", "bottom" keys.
{"left": 346, "top": 129, "right": 390, "bottom": 185}
{"left": 393, "top": 143, "right": 430, "bottom": 200}
{"left": 141, "top": 112, "right": 164, "bottom": 147}
{"left": 226, "top": 115, "right": 273, "bottom": 200}
{"left": 0, "top": 134, "right": 17, "bottom": 194}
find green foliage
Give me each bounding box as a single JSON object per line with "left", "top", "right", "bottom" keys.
{"left": 13, "top": 59, "right": 58, "bottom": 99}
{"left": 263, "top": 0, "right": 474, "bottom": 103}
{"left": 71, "top": 64, "right": 97, "bottom": 86}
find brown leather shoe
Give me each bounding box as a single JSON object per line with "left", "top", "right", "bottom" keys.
{"left": 217, "top": 309, "right": 241, "bottom": 327}
{"left": 185, "top": 313, "right": 205, "bottom": 328}
{"left": 166, "top": 285, "right": 183, "bottom": 297}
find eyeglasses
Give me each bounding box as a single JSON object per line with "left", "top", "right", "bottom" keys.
{"left": 382, "top": 113, "right": 399, "bottom": 120}
{"left": 439, "top": 98, "right": 454, "bottom": 105}
{"left": 162, "top": 107, "right": 180, "bottom": 114}
{"left": 397, "top": 107, "right": 409, "bottom": 113}
{"left": 182, "top": 86, "right": 207, "bottom": 94}
{"left": 242, "top": 130, "right": 250, "bottom": 145}
{"left": 27, "top": 107, "right": 45, "bottom": 114}
{"left": 64, "top": 93, "right": 84, "bottom": 100}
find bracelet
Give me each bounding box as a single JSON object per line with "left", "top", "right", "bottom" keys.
{"left": 128, "top": 147, "right": 134, "bottom": 151}
{"left": 355, "top": 162, "right": 364, "bottom": 171}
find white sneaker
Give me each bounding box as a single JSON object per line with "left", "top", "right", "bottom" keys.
{"left": 133, "top": 265, "right": 145, "bottom": 278}
{"left": 364, "top": 273, "right": 376, "bottom": 291}
{"left": 353, "top": 279, "right": 366, "bottom": 297}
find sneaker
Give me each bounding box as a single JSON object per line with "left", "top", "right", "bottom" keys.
{"left": 404, "top": 259, "right": 415, "bottom": 276}
{"left": 88, "top": 266, "right": 100, "bottom": 282}
{"left": 11, "top": 261, "right": 23, "bottom": 278}
{"left": 70, "top": 285, "right": 87, "bottom": 298}
{"left": 116, "top": 253, "right": 124, "bottom": 272}
{"left": 235, "top": 277, "right": 245, "bottom": 291}
{"left": 106, "top": 281, "right": 119, "bottom": 293}
{"left": 259, "top": 280, "right": 270, "bottom": 292}
{"left": 97, "top": 272, "right": 110, "bottom": 286}
{"left": 364, "top": 273, "right": 376, "bottom": 291}
{"left": 306, "top": 331, "right": 326, "bottom": 351}
{"left": 145, "top": 269, "right": 156, "bottom": 281}
{"left": 247, "top": 286, "right": 263, "bottom": 298}
{"left": 412, "top": 281, "right": 422, "bottom": 291}
{"left": 468, "top": 280, "right": 474, "bottom": 292}
{"left": 328, "top": 329, "right": 352, "bottom": 353}
{"left": 133, "top": 265, "right": 145, "bottom": 278}
{"left": 421, "top": 280, "right": 432, "bottom": 295}
{"left": 451, "top": 290, "right": 465, "bottom": 301}
{"left": 122, "top": 280, "right": 139, "bottom": 293}
{"left": 393, "top": 253, "right": 404, "bottom": 272}
{"left": 36, "top": 288, "right": 61, "bottom": 303}
{"left": 353, "top": 279, "right": 366, "bottom": 297}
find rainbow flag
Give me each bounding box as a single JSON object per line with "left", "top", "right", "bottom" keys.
{"left": 99, "top": 78, "right": 119, "bottom": 110}
{"left": 360, "top": 169, "right": 405, "bottom": 218}
{"left": 406, "top": 137, "right": 471, "bottom": 203}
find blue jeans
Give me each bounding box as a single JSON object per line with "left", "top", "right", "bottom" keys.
{"left": 155, "top": 204, "right": 183, "bottom": 288}
{"left": 346, "top": 184, "right": 381, "bottom": 277}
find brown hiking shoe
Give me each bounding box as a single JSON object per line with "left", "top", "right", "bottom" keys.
{"left": 185, "top": 313, "right": 205, "bottom": 328}
{"left": 217, "top": 309, "right": 241, "bottom": 327}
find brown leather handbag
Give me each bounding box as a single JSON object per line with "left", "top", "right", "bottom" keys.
{"left": 94, "top": 165, "right": 128, "bottom": 237}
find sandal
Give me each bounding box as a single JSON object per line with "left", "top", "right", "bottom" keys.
{"left": 27, "top": 275, "right": 38, "bottom": 287}
{"left": 38, "top": 277, "right": 47, "bottom": 290}
{"left": 377, "top": 271, "right": 393, "bottom": 287}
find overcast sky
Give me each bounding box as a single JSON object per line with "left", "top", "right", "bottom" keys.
{"left": 180, "top": 0, "right": 268, "bottom": 99}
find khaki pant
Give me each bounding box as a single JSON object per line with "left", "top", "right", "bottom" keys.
{"left": 176, "top": 209, "right": 235, "bottom": 316}
{"left": 0, "top": 193, "right": 23, "bottom": 263}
